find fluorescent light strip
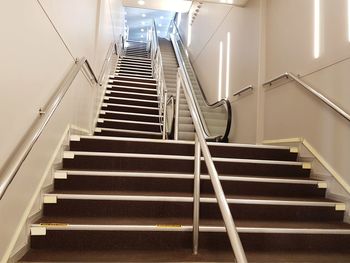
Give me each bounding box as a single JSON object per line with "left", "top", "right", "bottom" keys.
{"left": 348, "top": 0, "right": 350, "bottom": 42}
{"left": 187, "top": 22, "right": 192, "bottom": 47}
{"left": 314, "top": 0, "right": 320, "bottom": 59}
{"left": 225, "top": 32, "right": 231, "bottom": 99}
{"left": 218, "top": 41, "right": 223, "bottom": 100}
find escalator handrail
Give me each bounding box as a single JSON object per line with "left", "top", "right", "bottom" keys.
{"left": 170, "top": 21, "right": 232, "bottom": 141}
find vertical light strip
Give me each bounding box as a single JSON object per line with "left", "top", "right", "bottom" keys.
{"left": 177, "top": 13, "right": 182, "bottom": 27}
{"left": 225, "top": 32, "right": 231, "bottom": 99}
{"left": 218, "top": 41, "right": 223, "bottom": 100}
{"left": 314, "top": 0, "right": 320, "bottom": 59}
{"left": 348, "top": 0, "right": 350, "bottom": 41}
{"left": 187, "top": 22, "right": 192, "bottom": 47}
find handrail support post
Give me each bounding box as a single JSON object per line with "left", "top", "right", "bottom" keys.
{"left": 193, "top": 134, "right": 201, "bottom": 255}
{"left": 174, "top": 71, "right": 181, "bottom": 140}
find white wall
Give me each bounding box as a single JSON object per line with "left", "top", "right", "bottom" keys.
{"left": 263, "top": 0, "right": 350, "bottom": 189}
{"left": 177, "top": 0, "right": 350, "bottom": 197}
{"left": 0, "top": 0, "right": 123, "bottom": 261}
{"left": 178, "top": 0, "right": 262, "bottom": 143}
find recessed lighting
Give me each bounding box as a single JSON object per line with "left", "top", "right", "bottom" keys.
{"left": 141, "top": 21, "right": 145, "bottom": 25}
{"left": 141, "top": 28, "right": 144, "bottom": 32}
{"left": 160, "top": 16, "right": 164, "bottom": 19}
{"left": 142, "top": 14, "right": 146, "bottom": 17}
{"left": 141, "top": 34, "right": 144, "bottom": 38}
{"left": 158, "top": 24, "right": 162, "bottom": 27}
{"left": 157, "top": 30, "right": 161, "bottom": 34}
{"left": 138, "top": 0, "right": 145, "bottom": 5}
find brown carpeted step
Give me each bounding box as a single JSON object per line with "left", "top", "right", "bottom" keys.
{"left": 107, "top": 85, "right": 157, "bottom": 95}
{"left": 110, "top": 76, "right": 156, "bottom": 84}
{"left": 119, "top": 62, "right": 152, "bottom": 68}
{"left": 117, "top": 72, "right": 154, "bottom": 79}
{"left": 101, "top": 103, "right": 159, "bottom": 115}
{"left": 94, "top": 129, "right": 162, "bottom": 139}
{"left": 54, "top": 174, "right": 326, "bottom": 198}
{"left": 104, "top": 97, "right": 159, "bottom": 108}
{"left": 96, "top": 119, "right": 162, "bottom": 133}
{"left": 62, "top": 154, "right": 309, "bottom": 178}
{"left": 69, "top": 138, "right": 297, "bottom": 161}
{"left": 99, "top": 111, "right": 160, "bottom": 123}
{"left": 42, "top": 196, "right": 343, "bottom": 221}
{"left": 105, "top": 90, "right": 158, "bottom": 101}
{"left": 108, "top": 80, "right": 155, "bottom": 89}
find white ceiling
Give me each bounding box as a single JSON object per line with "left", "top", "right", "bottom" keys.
{"left": 122, "top": 0, "right": 192, "bottom": 13}
{"left": 125, "top": 7, "right": 175, "bottom": 41}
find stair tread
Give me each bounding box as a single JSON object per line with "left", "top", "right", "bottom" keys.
{"left": 35, "top": 216, "right": 350, "bottom": 230}
{"left": 48, "top": 190, "right": 338, "bottom": 204}
{"left": 20, "top": 248, "right": 350, "bottom": 262}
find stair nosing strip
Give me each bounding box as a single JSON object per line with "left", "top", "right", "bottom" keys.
{"left": 98, "top": 118, "right": 162, "bottom": 126}
{"left": 107, "top": 84, "right": 157, "bottom": 92}
{"left": 58, "top": 169, "right": 324, "bottom": 185}
{"left": 109, "top": 79, "right": 156, "bottom": 86}
{"left": 109, "top": 75, "right": 156, "bottom": 81}
{"left": 104, "top": 96, "right": 159, "bottom": 104}
{"left": 94, "top": 127, "right": 162, "bottom": 135}
{"left": 116, "top": 66, "right": 152, "bottom": 72}
{"left": 30, "top": 224, "right": 350, "bottom": 234}
{"left": 105, "top": 90, "right": 158, "bottom": 98}
{"left": 43, "top": 193, "right": 344, "bottom": 208}
{"left": 102, "top": 102, "right": 159, "bottom": 110}
{"left": 100, "top": 110, "right": 161, "bottom": 118}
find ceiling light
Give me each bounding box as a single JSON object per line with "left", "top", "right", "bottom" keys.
{"left": 142, "top": 14, "right": 146, "bottom": 17}
{"left": 158, "top": 24, "right": 162, "bottom": 27}
{"left": 157, "top": 30, "right": 161, "bottom": 34}
{"left": 141, "top": 28, "right": 144, "bottom": 32}
{"left": 160, "top": 16, "right": 164, "bottom": 19}
{"left": 141, "top": 21, "right": 145, "bottom": 25}
{"left": 141, "top": 34, "right": 144, "bottom": 38}
{"left": 138, "top": 0, "right": 145, "bottom": 5}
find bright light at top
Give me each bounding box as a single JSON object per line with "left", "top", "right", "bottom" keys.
{"left": 160, "top": 16, "right": 164, "bottom": 19}
{"left": 141, "top": 21, "right": 145, "bottom": 25}
{"left": 142, "top": 14, "right": 146, "bottom": 17}
{"left": 140, "top": 34, "right": 144, "bottom": 38}
{"left": 138, "top": 0, "right": 145, "bottom": 6}
{"left": 158, "top": 24, "right": 162, "bottom": 27}
{"left": 140, "top": 28, "right": 144, "bottom": 32}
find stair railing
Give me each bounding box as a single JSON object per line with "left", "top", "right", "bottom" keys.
{"left": 0, "top": 55, "right": 107, "bottom": 199}
{"left": 177, "top": 67, "right": 247, "bottom": 262}
{"left": 170, "top": 20, "right": 232, "bottom": 142}
{"left": 149, "top": 19, "right": 175, "bottom": 139}
{"left": 263, "top": 72, "right": 350, "bottom": 122}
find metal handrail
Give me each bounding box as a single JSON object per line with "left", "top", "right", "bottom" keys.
{"left": 177, "top": 67, "right": 247, "bottom": 262}
{"left": 163, "top": 95, "right": 175, "bottom": 139}
{"left": 0, "top": 57, "right": 99, "bottom": 199}
{"left": 97, "top": 42, "right": 117, "bottom": 85}
{"left": 263, "top": 72, "right": 350, "bottom": 122}
{"left": 170, "top": 21, "right": 232, "bottom": 141}
{"left": 233, "top": 85, "right": 254, "bottom": 97}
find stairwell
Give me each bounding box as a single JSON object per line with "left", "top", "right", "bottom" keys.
{"left": 19, "top": 44, "right": 350, "bottom": 262}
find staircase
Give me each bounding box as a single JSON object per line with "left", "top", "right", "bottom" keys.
{"left": 159, "top": 38, "right": 195, "bottom": 141}
{"left": 125, "top": 41, "right": 150, "bottom": 58}
{"left": 20, "top": 46, "right": 350, "bottom": 262}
